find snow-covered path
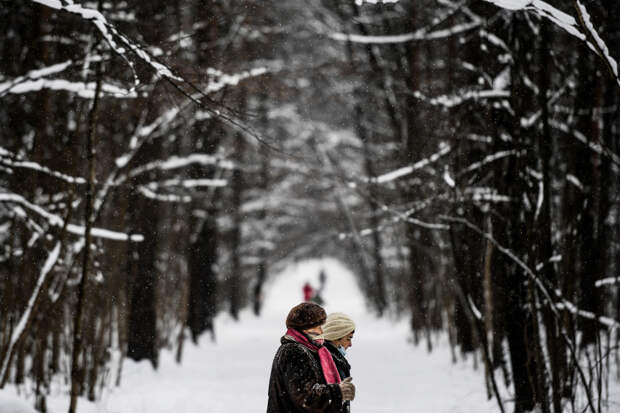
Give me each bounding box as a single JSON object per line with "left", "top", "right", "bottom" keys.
{"left": 2, "top": 259, "right": 500, "bottom": 413}
{"left": 99, "top": 316, "right": 496, "bottom": 413}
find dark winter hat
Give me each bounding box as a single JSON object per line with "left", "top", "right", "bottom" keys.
{"left": 286, "top": 302, "right": 327, "bottom": 331}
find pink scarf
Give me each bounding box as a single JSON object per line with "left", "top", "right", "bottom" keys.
{"left": 286, "top": 328, "right": 342, "bottom": 384}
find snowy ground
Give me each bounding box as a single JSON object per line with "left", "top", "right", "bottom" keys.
{"left": 2, "top": 258, "right": 618, "bottom": 413}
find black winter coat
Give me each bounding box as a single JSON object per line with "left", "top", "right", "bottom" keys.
{"left": 267, "top": 334, "right": 345, "bottom": 413}
{"left": 324, "top": 342, "right": 351, "bottom": 380}
{"left": 324, "top": 342, "right": 351, "bottom": 413}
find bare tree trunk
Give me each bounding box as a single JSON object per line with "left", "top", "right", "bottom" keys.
{"left": 568, "top": 37, "right": 601, "bottom": 347}
{"left": 493, "top": 15, "right": 539, "bottom": 412}
{"left": 482, "top": 220, "right": 494, "bottom": 398}
{"left": 253, "top": 96, "right": 270, "bottom": 316}
{"left": 360, "top": 112, "right": 387, "bottom": 316}
{"left": 88, "top": 291, "right": 107, "bottom": 401}
{"left": 188, "top": 208, "right": 218, "bottom": 342}
{"left": 537, "top": 20, "right": 563, "bottom": 413}
{"left": 68, "top": 57, "right": 102, "bottom": 413}
{"left": 126, "top": 188, "right": 159, "bottom": 367}
{"left": 229, "top": 130, "right": 245, "bottom": 320}
{"left": 33, "top": 323, "right": 47, "bottom": 413}
{"left": 603, "top": 0, "right": 620, "bottom": 383}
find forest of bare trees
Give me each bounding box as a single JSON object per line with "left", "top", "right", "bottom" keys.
{"left": 1, "top": 1, "right": 619, "bottom": 413}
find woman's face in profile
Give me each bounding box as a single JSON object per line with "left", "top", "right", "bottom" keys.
{"left": 334, "top": 331, "right": 354, "bottom": 349}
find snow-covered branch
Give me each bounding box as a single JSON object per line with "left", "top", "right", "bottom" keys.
{"left": 574, "top": 0, "right": 620, "bottom": 87}
{"left": 556, "top": 300, "right": 620, "bottom": 330}
{"left": 415, "top": 89, "right": 510, "bottom": 108}
{"left": 145, "top": 178, "right": 228, "bottom": 189}
{"left": 204, "top": 67, "right": 269, "bottom": 94}
{"left": 329, "top": 21, "right": 480, "bottom": 44}
{"left": 135, "top": 178, "right": 228, "bottom": 203}
{"left": 468, "top": 295, "right": 483, "bottom": 320}
{"left": 441, "top": 215, "right": 620, "bottom": 332}
{"left": 0, "top": 192, "right": 143, "bottom": 242}
{"left": 137, "top": 187, "right": 191, "bottom": 203}
{"left": 0, "top": 151, "right": 87, "bottom": 185}
{"left": 0, "top": 60, "right": 72, "bottom": 96}
{"left": 1, "top": 78, "right": 138, "bottom": 98}
{"left": 126, "top": 153, "right": 235, "bottom": 180}
{"left": 595, "top": 277, "right": 620, "bottom": 288}
{"left": 483, "top": 0, "right": 620, "bottom": 86}
{"left": 329, "top": 0, "right": 481, "bottom": 45}
{"left": 463, "top": 187, "right": 512, "bottom": 203}
{"left": 30, "top": 0, "right": 181, "bottom": 86}
{"left": 369, "top": 144, "right": 452, "bottom": 184}
{"left": 549, "top": 119, "right": 620, "bottom": 167}
{"left": 483, "top": 0, "right": 584, "bottom": 39}
{"left": 459, "top": 150, "right": 522, "bottom": 176}
{"left": 115, "top": 107, "right": 184, "bottom": 169}
{"left": 0, "top": 242, "right": 61, "bottom": 383}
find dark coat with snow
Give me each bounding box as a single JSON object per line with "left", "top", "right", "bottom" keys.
{"left": 324, "top": 342, "right": 351, "bottom": 380}
{"left": 267, "top": 334, "right": 345, "bottom": 413}
{"left": 324, "top": 342, "right": 351, "bottom": 413}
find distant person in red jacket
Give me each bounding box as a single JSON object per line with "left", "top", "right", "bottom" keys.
{"left": 303, "top": 282, "right": 314, "bottom": 301}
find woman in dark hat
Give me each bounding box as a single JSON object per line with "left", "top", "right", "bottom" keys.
{"left": 266, "top": 302, "right": 355, "bottom": 413}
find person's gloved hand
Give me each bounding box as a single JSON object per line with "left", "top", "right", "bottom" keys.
{"left": 339, "top": 377, "right": 355, "bottom": 401}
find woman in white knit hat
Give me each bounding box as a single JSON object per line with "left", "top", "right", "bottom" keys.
{"left": 323, "top": 312, "right": 356, "bottom": 412}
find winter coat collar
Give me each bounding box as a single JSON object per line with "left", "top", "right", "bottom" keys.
{"left": 281, "top": 329, "right": 323, "bottom": 349}
{"left": 284, "top": 328, "right": 342, "bottom": 384}
{"left": 281, "top": 333, "right": 317, "bottom": 351}
{"left": 324, "top": 341, "right": 351, "bottom": 374}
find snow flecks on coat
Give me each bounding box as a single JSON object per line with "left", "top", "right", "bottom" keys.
{"left": 267, "top": 335, "right": 344, "bottom": 413}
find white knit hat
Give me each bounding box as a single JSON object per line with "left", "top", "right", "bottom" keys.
{"left": 322, "top": 312, "right": 356, "bottom": 341}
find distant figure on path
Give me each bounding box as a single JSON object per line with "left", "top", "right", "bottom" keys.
{"left": 311, "top": 269, "right": 327, "bottom": 305}
{"left": 318, "top": 269, "right": 327, "bottom": 292}
{"left": 267, "top": 302, "right": 355, "bottom": 413}
{"left": 323, "top": 313, "right": 356, "bottom": 413}
{"left": 303, "top": 281, "right": 314, "bottom": 301}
